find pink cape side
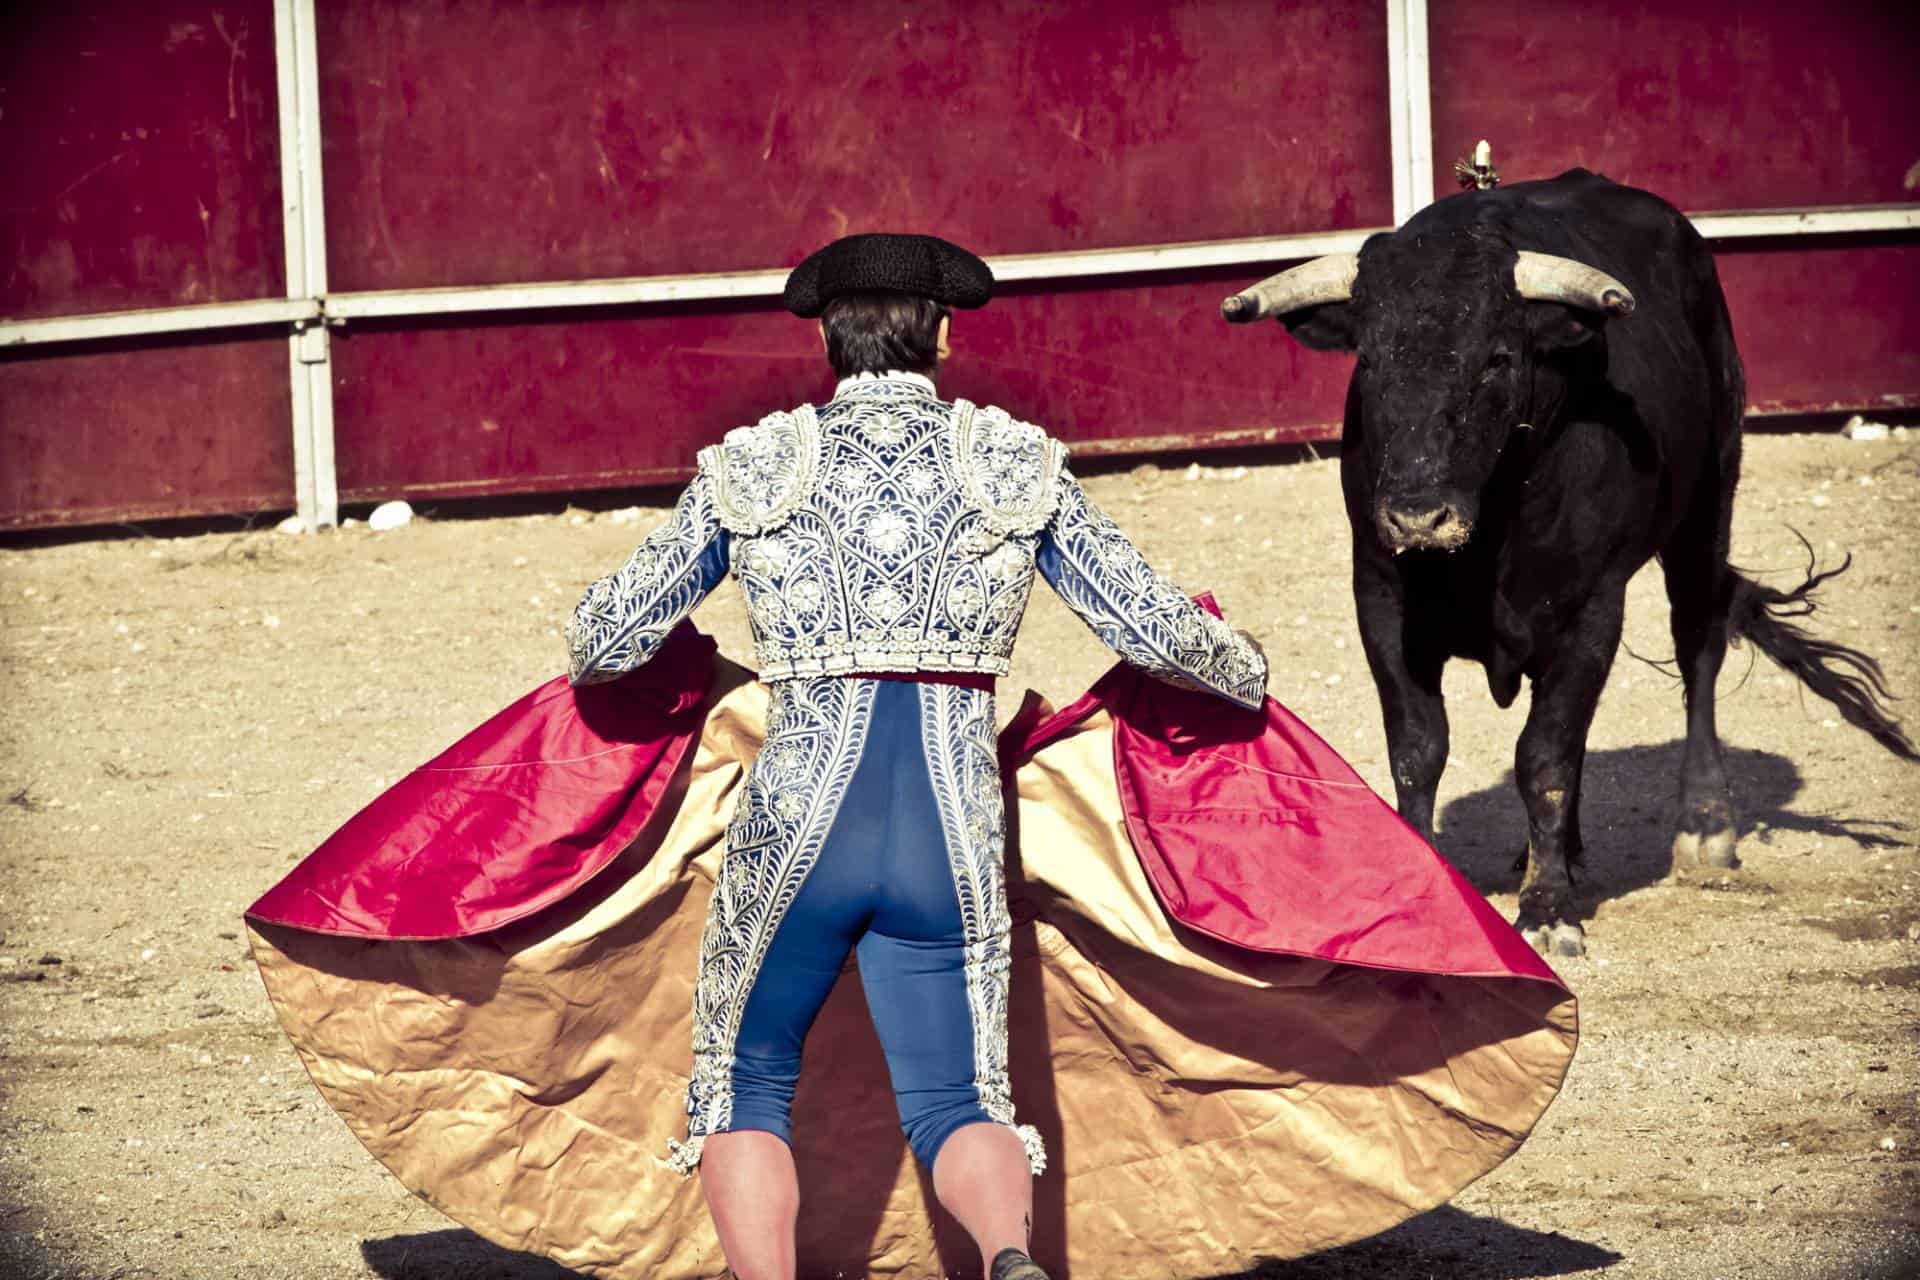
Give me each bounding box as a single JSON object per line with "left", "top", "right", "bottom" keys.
{"left": 245, "top": 624, "right": 715, "bottom": 939}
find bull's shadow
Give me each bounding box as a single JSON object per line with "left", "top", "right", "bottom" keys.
{"left": 1223, "top": 1204, "right": 1620, "bottom": 1278}
{"left": 362, "top": 1229, "right": 583, "bottom": 1279}
{"left": 1434, "top": 741, "right": 1911, "bottom": 909}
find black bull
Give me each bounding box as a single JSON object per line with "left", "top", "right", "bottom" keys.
{"left": 1224, "top": 168, "right": 1915, "bottom": 956}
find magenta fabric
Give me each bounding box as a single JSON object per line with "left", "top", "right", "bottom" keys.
{"left": 249, "top": 613, "right": 1562, "bottom": 991}
{"left": 245, "top": 624, "right": 714, "bottom": 940}
{"left": 1001, "top": 597, "right": 1563, "bottom": 988}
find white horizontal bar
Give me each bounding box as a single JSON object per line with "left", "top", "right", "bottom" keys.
{"left": 0, "top": 297, "right": 319, "bottom": 347}
{"left": 322, "top": 228, "right": 1386, "bottom": 319}
{"left": 324, "top": 267, "right": 794, "bottom": 319}
{"left": 1688, "top": 205, "right": 1920, "bottom": 239}
{"left": 4, "top": 204, "right": 1915, "bottom": 345}
{"left": 986, "top": 229, "right": 1379, "bottom": 282}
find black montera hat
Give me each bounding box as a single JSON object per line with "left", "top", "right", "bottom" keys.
{"left": 783, "top": 233, "right": 993, "bottom": 318}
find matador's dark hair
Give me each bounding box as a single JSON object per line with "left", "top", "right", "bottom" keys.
{"left": 819, "top": 292, "right": 949, "bottom": 379}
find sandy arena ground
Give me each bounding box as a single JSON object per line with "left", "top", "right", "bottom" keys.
{"left": 0, "top": 431, "right": 1915, "bottom": 1280}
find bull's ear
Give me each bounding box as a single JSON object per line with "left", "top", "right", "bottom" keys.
{"left": 1281, "top": 303, "right": 1358, "bottom": 353}
{"left": 1526, "top": 301, "right": 1602, "bottom": 352}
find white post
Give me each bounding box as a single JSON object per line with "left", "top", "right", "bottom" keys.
{"left": 274, "top": 0, "right": 336, "bottom": 529}
{"left": 1386, "top": 0, "right": 1435, "bottom": 226}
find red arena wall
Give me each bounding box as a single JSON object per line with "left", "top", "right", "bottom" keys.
{"left": 2, "top": 0, "right": 1914, "bottom": 528}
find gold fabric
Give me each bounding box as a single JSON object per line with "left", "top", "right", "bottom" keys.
{"left": 251, "top": 657, "right": 1576, "bottom": 1278}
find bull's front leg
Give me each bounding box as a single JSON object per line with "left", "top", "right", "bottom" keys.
{"left": 1353, "top": 551, "right": 1450, "bottom": 843}
{"left": 1513, "top": 585, "right": 1625, "bottom": 957}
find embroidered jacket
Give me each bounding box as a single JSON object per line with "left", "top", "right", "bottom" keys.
{"left": 568, "top": 372, "right": 1267, "bottom": 708}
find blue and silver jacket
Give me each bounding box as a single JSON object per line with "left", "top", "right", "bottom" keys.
{"left": 567, "top": 371, "right": 1266, "bottom": 709}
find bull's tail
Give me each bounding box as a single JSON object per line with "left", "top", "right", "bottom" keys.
{"left": 1728, "top": 547, "right": 1917, "bottom": 762}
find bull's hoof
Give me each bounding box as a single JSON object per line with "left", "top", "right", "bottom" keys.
{"left": 1672, "top": 825, "right": 1739, "bottom": 870}
{"left": 1520, "top": 920, "right": 1586, "bottom": 958}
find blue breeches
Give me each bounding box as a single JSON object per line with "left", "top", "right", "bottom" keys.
{"left": 723, "top": 679, "right": 999, "bottom": 1169}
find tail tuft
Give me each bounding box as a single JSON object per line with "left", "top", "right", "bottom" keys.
{"left": 1728, "top": 538, "right": 1917, "bottom": 762}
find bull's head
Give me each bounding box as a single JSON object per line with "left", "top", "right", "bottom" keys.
{"left": 1221, "top": 238, "right": 1634, "bottom": 553}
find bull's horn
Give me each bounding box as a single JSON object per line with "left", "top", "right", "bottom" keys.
{"left": 1513, "top": 251, "right": 1635, "bottom": 315}
{"left": 1220, "top": 254, "right": 1359, "bottom": 323}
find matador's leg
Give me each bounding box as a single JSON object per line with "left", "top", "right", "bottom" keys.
{"left": 673, "top": 678, "right": 876, "bottom": 1170}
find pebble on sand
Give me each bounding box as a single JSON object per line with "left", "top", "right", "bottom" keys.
{"left": 368, "top": 500, "right": 414, "bottom": 532}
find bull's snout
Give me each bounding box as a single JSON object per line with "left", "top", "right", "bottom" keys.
{"left": 1377, "top": 501, "right": 1474, "bottom": 553}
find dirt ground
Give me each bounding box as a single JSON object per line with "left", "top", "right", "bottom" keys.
{"left": 1, "top": 430, "right": 1915, "bottom": 1280}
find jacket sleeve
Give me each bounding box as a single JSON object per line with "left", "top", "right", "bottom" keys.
{"left": 1035, "top": 468, "right": 1268, "bottom": 710}
{"left": 566, "top": 471, "right": 731, "bottom": 685}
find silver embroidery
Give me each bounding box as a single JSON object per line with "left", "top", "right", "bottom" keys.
{"left": 917, "top": 683, "right": 1046, "bottom": 1176}
{"left": 703, "top": 406, "right": 822, "bottom": 536}
{"left": 720, "top": 381, "right": 1057, "bottom": 681}
{"left": 568, "top": 386, "right": 1263, "bottom": 709}
{"left": 950, "top": 400, "right": 1069, "bottom": 556}
{"left": 566, "top": 472, "right": 725, "bottom": 684}
{"left": 669, "top": 678, "right": 877, "bottom": 1173}
{"left": 1040, "top": 471, "right": 1268, "bottom": 710}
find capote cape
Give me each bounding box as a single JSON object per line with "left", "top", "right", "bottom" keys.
{"left": 247, "top": 621, "right": 1576, "bottom": 1279}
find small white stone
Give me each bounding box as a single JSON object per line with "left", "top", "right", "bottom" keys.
{"left": 1184, "top": 463, "right": 1202, "bottom": 481}
{"left": 607, "top": 507, "right": 642, "bottom": 524}
{"left": 261, "top": 615, "right": 281, "bottom": 629}
{"left": 1842, "top": 416, "right": 1890, "bottom": 442}
{"left": 114, "top": 623, "right": 129, "bottom": 635}
{"left": 368, "top": 500, "right": 414, "bottom": 532}
{"left": 274, "top": 515, "right": 306, "bottom": 536}
{"left": 512, "top": 556, "right": 530, "bottom": 567}
{"left": 1879, "top": 1136, "right": 1897, "bottom": 1151}
{"left": 1809, "top": 494, "right": 1830, "bottom": 508}
{"left": 140, "top": 949, "right": 157, "bottom": 961}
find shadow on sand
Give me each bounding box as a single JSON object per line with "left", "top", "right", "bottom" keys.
{"left": 1434, "top": 740, "right": 1911, "bottom": 915}
{"left": 362, "top": 1204, "right": 1621, "bottom": 1280}
{"left": 1223, "top": 1204, "right": 1621, "bottom": 1278}
{"left": 362, "top": 1229, "right": 586, "bottom": 1280}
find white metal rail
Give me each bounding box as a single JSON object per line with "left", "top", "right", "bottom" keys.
{"left": 8, "top": 205, "right": 1913, "bottom": 345}
{"left": 274, "top": 0, "right": 336, "bottom": 530}
{"left": 3, "top": 0, "right": 1916, "bottom": 526}
{"left": 1387, "top": 0, "right": 1436, "bottom": 225}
